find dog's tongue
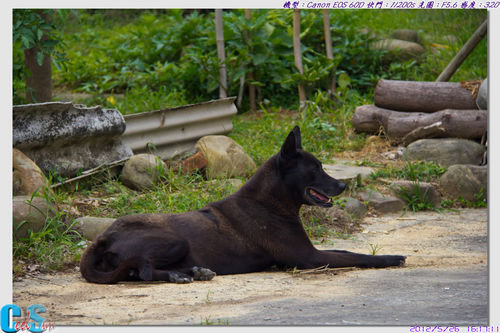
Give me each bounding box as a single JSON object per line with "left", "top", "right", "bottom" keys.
{"left": 310, "top": 189, "right": 329, "bottom": 202}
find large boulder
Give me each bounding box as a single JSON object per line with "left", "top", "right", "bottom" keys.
{"left": 323, "top": 163, "right": 374, "bottom": 186}
{"left": 13, "top": 148, "right": 50, "bottom": 196}
{"left": 13, "top": 196, "right": 55, "bottom": 239}
{"left": 120, "top": 154, "right": 167, "bottom": 191}
{"left": 13, "top": 102, "right": 133, "bottom": 177}
{"left": 371, "top": 39, "right": 425, "bottom": 60}
{"left": 195, "top": 136, "right": 256, "bottom": 179}
{"left": 403, "top": 138, "right": 485, "bottom": 167}
{"left": 390, "top": 180, "right": 441, "bottom": 208}
{"left": 439, "top": 165, "right": 487, "bottom": 201}
{"left": 391, "top": 29, "right": 422, "bottom": 44}
{"left": 73, "top": 217, "right": 116, "bottom": 241}
{"left": 358, "top": 191, "right": 406, "bottom": 214}
{"left": 476, "top": 78, "right": 487, "bottom": 110}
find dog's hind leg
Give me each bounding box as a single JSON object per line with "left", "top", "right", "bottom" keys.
{"left": 151, "top": 269, "right": 194, "bottom": 284}
{"left": 149, "top": 267, "right": 215, "bottom": 283}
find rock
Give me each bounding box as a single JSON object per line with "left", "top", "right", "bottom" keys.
{"left": 439, "top": 165, "right": 486, "bottom": 201}
{"left": 195, "top": 136, "right": 256, "bottom": 179}
{"left": 358, "top": 191, "right": 406, "bottom": 214}
{"left": 390, "top": 180, "right": 441, "bottom": 208}
{"left": 403, "top": 138, "right": 485, "bottom": 167}
{"left": 13, "top": 196, "right": 55, "bottom": 239}
{"left": 465, "top": 165, "right": 487, "bottom": 188}
{"left": 371, "top": 39, "right": 425, "bottom": 60}
{"left": 391, "top": 29, "right": 421, "bottom": 44}
{"left": 443, "top": 34, "right": 459, "bottom": 45}
{"left": 207, "top": 178, "right": 244, "bottom": 191}
{"left": 73, "top": 217, "right": 116, "bottom": 241}
{"left": 13, "top": 148, "right": 50, "bottom": 196}
{"left": 175, "top": 151, "right": 208, "bottom": 175}
{"left": 120, "top": 154, "right": 167, "bottom": 191}
{"left": 339, "top": 197, "right": 367, "bottom": 220}
{"left": 476, "top": 78, "right": 487, "bottom": 110}
{"left": 323, "top": 164, "right": 374, "bottom": 186}
{"left": 13, "top": 102, "right": 133, "bottom": 177}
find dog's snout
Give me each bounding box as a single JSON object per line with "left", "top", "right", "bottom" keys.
{"left": 338, "top": 182, "right": 346, "bottom": 192}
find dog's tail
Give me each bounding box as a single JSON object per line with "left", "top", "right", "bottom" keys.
{"left": 80, "top": 242, "right": 139, "bottom": 284}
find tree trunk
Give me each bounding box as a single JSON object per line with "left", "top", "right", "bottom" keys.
{"left": 322, "top": 9, "right": 336, "bottom": 97}
{"left": 24, "top": 43, "right": 52, "bottom": 103}
{"left": 436, "top": 19, "right": 487, "bottom": 82}
{"left": 245, "top": 9, "right": 256, "bottom": 112}
{"left": 352, "top": 104, "right": 487, "bottom": 141}
{"left": 293, "top": 9, "right": 306, "bottom": 105}
{"left": 215, "top": 9, "right": 227, "bottom": 99}
{"left": 374, "top": 79, "right": 478, "bottom": 112}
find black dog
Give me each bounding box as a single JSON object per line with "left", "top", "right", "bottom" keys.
{"left": 80, "top": 126, "right": 405, "bottom": 284}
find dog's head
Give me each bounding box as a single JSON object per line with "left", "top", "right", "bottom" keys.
{"left": 277, "top": 126, "right": 345, "bottom": 207}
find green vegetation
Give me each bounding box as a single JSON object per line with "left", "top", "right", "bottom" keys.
{"left": 396, "top": 181, "right": 437, "bottom": 212}
{"left": 14, "top": 9, "right": 487, "bottom": 112}
{"left": 370, "top": 161, "right": 447, "bottom": 183}
{"left": 13, "top": 190, "right": 85, "bottom": 276}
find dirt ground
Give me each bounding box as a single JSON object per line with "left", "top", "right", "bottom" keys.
{"left": 12, "top": 207, "right": 488, "bottom": 326}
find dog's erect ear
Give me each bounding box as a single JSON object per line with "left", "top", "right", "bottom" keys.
{"left": 292, "top": 126, "right": 302, "bottom": 150}
{"left": 280, "top": 126, "right": 302, "bottom": 160}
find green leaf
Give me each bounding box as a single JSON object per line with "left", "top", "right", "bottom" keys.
{"left": 21, "top": 36, "right": 31, "bottom": 49}
{"left": 338, "top": 73, "right": 351, "bottom": 89}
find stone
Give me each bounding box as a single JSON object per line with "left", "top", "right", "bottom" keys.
{"left": 443, "top": 34, "right": 459, "bottom": 45}
{"left": 371, "top": 39, "right": 425, "bottom": 60}
{"left": 358, "top": 191, "right": 406, "bottom": 214}
{"left": 207, "top": 178, "right": 244, "bottom": 191}
{"left": 13, "top": 196, "right": 55, "bottom": 239}
{"left": 195, "top": 136, "right": 256, "bottom": 179}
{"left": 466, "top": 165, "right": 487, "bottom": 188}
{"left": 439, "top": 165, "right": 486, "bottom": 201}
{"left": 390, "top": 180, "right": 441, "bottom": 208}
{"left": 339, "top": 197, "right": 367, "bottom": 220}
{"left": 476, "top": 78, "right": 487, "bottom": 110}
{"left": 403, "top": 138, "right": 485, "bottom": 167}
{"left": 13, "top": 148, "right": 50, "bottom": 196}
{"left": 120, "top": 154, "right": 167, "bottom": 191}
{"left": 13, "top": 102, "right": 133, "bottom": 177}
{"left": 391, "top": 29, "right": 421, "bottom": 44}
{"left": 73, "top": 217, "right": 116, "bottom": 241}
{"left": 175, "top": 151, "right": 208, "bottom": 175}
{"left": 323, "top": 164, "right": 374, "bottom": 186}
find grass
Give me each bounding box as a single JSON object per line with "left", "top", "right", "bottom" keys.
{"left": 13, "top": 190, "right": 86, "bottom": 276}
{"left": 369, "top": 160, "right": 447, "bottom": 183}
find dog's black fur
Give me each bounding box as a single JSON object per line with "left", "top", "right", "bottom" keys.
{"left": 80, "top": 126, "right": 405, "bottom": 284}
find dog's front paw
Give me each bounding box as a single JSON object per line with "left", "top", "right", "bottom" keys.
{"left": 386, "top": 255, "right": 406, "bottom": 267}
{"left": 191, "top": 266, "right": 216, "bottom": 281}
{"left": 167, "top": 271, "right": 194, "bottom": 284}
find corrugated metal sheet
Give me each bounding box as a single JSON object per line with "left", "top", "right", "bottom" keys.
{"left": 122, "top": 97, "right": 237, "bottom": 160}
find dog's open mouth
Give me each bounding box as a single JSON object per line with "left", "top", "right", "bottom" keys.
{"left": 306, "top": 187, "right": 333, "bottom": 207}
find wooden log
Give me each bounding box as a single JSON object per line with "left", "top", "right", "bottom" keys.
{"left": 352, "top": 105, "right": 487, "bottom": 141}
{"left": 352, "top": 104, "right": 415, "bottom": 133}
{"left": 374, "top": 79, "right": 478, "bottom": 112}
{"left": 401, "top": 122, "right": 446, "bottom": 146}
{"left": 386, "top": 109, "right": 487, "bottom": 141}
